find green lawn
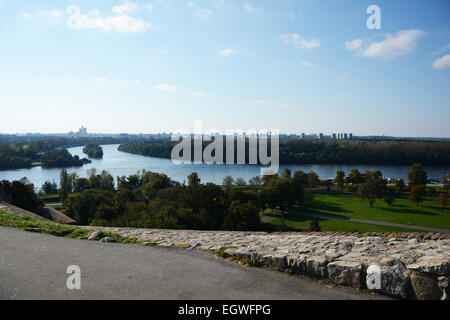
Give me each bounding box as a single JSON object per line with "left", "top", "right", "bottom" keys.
{"left": 268, "top": 214, "right": 423, "bottom": 233}
{"left": 292, "top": 193, "right": 450, "bottom": 230}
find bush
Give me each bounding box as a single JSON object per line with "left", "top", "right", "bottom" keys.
{"left": 383, "top": 196, "right": 395, "bottom": 206}
{"left": 309, "top": 217, "right": 321, "bottom": 232}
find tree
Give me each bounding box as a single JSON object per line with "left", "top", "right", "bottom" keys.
{"left": 187, "top": 172, "right": 201, "bottom": 186}
{"left": 41, "top": 181, "right": 58, "bottom": 195}
{"left": 248, "top": 176, "right": 262, "bottom": 185}
{"left": 410, "top": 185, "right": 426, "bottom": 206}
{"left": 334, "top": 170, "right": 345, "bottom": 189}
{"left": 73, "top": 178, "right": 90, "bottom": 193}
{"left": 293, "top": 170, "right": 308, "bottom": 186}
{"left": 222, "top": 201, "right": 260, "bottom": 231}
{"left": 436, "top": 193, "right": 447, "bottom": 211}
{"left": 383, "top": 196, "right": 395, "bottom": 206}
{"left": 59, "top": 168, "right": 73, "bottom": 201}
{"left": 235, "top": 178, "right": 246, "bottom": 186}
{"left": 281, "top": 168, "right": 291, "bottom": 180}
{"left": 357, "top": 176, "right": 384, "bottom": 207}
{"left": 0, "top": 180, "right": 43, "bottom": 213}
{"left": 443, "top": 173, "right": 450, "bottom": 191}
{"left": 307, "top": 171, "right": 319, "bottom": 187}
{"left": 223, "top": 176, "right": 234, "bottom": 187}
{"left": 347, "top": 169, "right": 364, "bottom": 185}
{"left": 309, "top": 217, "right": 321, "bottom": 232}
{"left": 408, "top": 163, "right": 427, "bottom": 187}
{"left": 395, "top": 178, "right": 406, "bottom": 193}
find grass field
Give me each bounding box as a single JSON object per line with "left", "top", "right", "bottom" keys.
{"left": 268, "top": 214, "right": 424, "bottom": 233}
{"left": 285, "top": 193, "right": 450, "bottom": 230}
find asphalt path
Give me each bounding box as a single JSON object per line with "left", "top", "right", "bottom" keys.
{"left": 0, "top": 227, "right": 387, "bottom": 300}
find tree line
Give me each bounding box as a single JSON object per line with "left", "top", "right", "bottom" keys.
{"left": 0, "top": 137, "right": 126, "bottom": 170}
{"left": 83, "top": 143, "right": 104, "bottom": 159}
{"left": 118, "top": 138, "right": 450, "bottom": 166}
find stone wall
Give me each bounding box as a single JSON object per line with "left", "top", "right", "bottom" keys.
{"left": 87, "top": 227, "right": 450, "bottom": 300}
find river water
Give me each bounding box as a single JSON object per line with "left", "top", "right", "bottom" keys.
{"left": 0, "top": 144, "right": 448, "bottom": 189}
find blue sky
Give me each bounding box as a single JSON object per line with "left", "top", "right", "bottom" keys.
{"left": 0, "top": 0, "right": 449, "bottom": 137}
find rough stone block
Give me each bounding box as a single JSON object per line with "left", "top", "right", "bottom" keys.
{"left": 366, "top": 263, "right": 408, "bottom": 299}
{"left": 307, "top": 256, "right": 328, "bottom": 278}
{"left": 327, "top": 261, "right": 362, "bottom": 287}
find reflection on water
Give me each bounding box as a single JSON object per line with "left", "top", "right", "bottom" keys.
{"left": 0, "top": 144, "right": 448, "bottom": 190}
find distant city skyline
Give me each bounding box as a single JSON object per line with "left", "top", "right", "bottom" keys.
{"left": 4, "top": 125, "right": 449, "bottom": 140}
{"left": 0, "top": 0, "right": 449, "bottom": 137}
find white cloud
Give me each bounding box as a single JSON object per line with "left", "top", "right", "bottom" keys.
{"left": 300, "top": 60, "right": 314, "bottom": 67}
{"left": 278, "top": 33, "right": 321, "bottom": 49}
{"left": 361, "top": 29, "right": 426, "bottom": 58}
{"left": 220, "top": 48, "right": 236, "bottom": 56}
{"left": 345, "top": 38, "right": 363, "bottom": 51}
{"left": 190, "top": 92, "right": 207, "bottom": 97}
{"left": 432, "top": 54, "right": 450, "bottom": 70}
{"left": 93, "top": 76, "right": 109, "bottom": 83}
{"left": 49, "top": 9, "right": 62, "bottom": 18}
{"left": 278, "top": 104, "right": 295, "bottom": 109}
{"left": 22, "top": 12, "right": 32, "bottom": 19}
{"left": 244, "top": 2, "right": 263, "bottom": 15}
{"left": 112, "top": 1, "right": 138, "bottom": 15}
{"left": 93, "top": 77, "right": 140, "bottom": 85}
{"left": 146, "top": 4, "right": 153, "bottom": 12}
{"left": 196, "top": 8, "right": 213, "bottom": 20}
{"left": 155, "top": 83, "right": 178, "bottom": 91}
{"left": 66, "top": 5, "right": 155, "bottom": 33}
{"left": 187, "top": 2, "right": 214, "bottom": 21}
{"left": 255, "top": 100, "right": 295, "bottom": 109}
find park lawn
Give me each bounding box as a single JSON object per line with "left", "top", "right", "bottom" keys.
{"left": 293, "top": 193, "right": 450, "bottom": 230}
{"left": 268, "top": 214, "right": 423, "bottom": 233}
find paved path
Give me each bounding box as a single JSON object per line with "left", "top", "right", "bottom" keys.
{"left": 263, "top": 211, "right": 450, "bottom": 233}
{"left": 0, "top": 227, "right": 386, "bottom": 300}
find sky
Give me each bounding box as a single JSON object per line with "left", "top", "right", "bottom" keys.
{"left": 0, "top": 0, "right": 449, "bottom": 137}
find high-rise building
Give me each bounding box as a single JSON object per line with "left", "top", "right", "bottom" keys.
{"left": 77, "top": 126, "right": 88, "bottom": 137}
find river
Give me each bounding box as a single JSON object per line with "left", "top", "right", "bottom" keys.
{"left": 0, "top": 144, "right": 448, "bottom": 189}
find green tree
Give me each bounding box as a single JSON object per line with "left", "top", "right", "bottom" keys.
{"left": 357, "top": 176, "right": 384, "bottom": 207}
{"left": 293, "top": 170, "right": 308, "bottom": 186}
{"left": 41, "top": 181, "right": 58, "bottom": 195}
{"left": 223, "top": 176, "right": 234, "bottom": 187}
{"left": 408, "top": 163, "right": 428, "bottom": 187}
{"left": 187, "top": 172, "right": 201, "bottom": 186}
{"left": 309, "top": 217, "right": 321, "bottom": 232}
{"left": 248, "top": 176, "right": 262, "bottom": 185}
{"left": 222, "top": 201, "right": 260, "bottom": 231}
{"left": 395, "top": 178, "right": 407, "bottom": 193}
{"left": 410, "top": 185, "right": 426, "bottom": 206}
{"left": 436, "top": 193, "right": 447, "bottom": 211}
{"left": 0, "top": 180, "right": 43, "bottom": 213}
{"left": 443, "top": 173, "right": 450, "bottom": 191}
{"left": 334, "top": 170, "right": 345, "bottom": 189}
{"left": 347, "top": 169, "right": 364, "bottom": 185}
{"left": 307, "top": 171, "right": 319, "bottom": 187}
{"left": 281, "top": 168, "right": 291, "bottom": 180}
{"left": 383, "top": 196, "right": 395, "bottom": 206}
{"left": 59, "top": 168, "right": 73, "bottom": 201}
